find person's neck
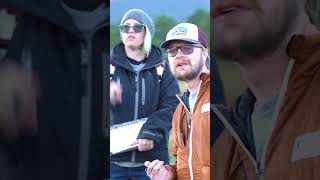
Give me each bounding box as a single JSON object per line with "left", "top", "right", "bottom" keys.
{"left": 237, "top": 13, "right": 318, "bottom": 106}
{"left": 237, "top": 53, "right": 288, "bottom": 106}
{"left": 125, "top": 46, "right": 146, "bottom": 62}
{"left": 186, "top": 68, "right": 209, "bottom": 95}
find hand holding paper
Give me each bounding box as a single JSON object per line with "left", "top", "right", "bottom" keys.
{"left": 130, "top": 139, "right": 154, "bottom": 152}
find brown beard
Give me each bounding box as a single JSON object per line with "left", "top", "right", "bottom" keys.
{"left": 173, "top": 58, "right": 204, "bottom": 81}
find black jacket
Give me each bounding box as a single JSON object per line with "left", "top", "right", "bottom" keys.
{"left": 110, "top": 43, "right": 180, "bottom": 163}
{"left": 3, "top": 1, "right": 108, "bottom": 179}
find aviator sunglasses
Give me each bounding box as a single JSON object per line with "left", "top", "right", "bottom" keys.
{"left": 119, "top": 24, "right": 145, "bottom": 33}
{"left": 166, "top": 44, "right": 202, "bottom": 57}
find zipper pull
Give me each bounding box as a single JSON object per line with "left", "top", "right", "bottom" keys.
{"left": 134, "top": 74, "right": 139, "bottom": 91}
{"left": 188, "top": 114, "right": 192, "bottom": 129}
{"left": 256, "top": 162, "right": 263, "bottom": 180}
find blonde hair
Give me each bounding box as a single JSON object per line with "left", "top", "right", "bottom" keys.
{"left": 143, "top": 26, "right": 153, "bottom": 57}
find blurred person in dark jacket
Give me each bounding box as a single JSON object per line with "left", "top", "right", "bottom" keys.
{"left": 0, "top": 0, "right": 108, "bottom": 179}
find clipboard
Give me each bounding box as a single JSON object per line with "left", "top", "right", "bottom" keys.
{"left": 110, "top": 117, "right": 148, "bottom": 155}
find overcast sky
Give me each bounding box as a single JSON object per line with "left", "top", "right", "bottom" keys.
{"left": 110, "top": 0, "right": 210, "bottom": 24}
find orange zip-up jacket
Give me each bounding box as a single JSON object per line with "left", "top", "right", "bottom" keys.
{"left": 213, "top": 34, "right": 320, "bottom": 180}
{"left": 165, "top": 73, "right": 210, "bottom": 180}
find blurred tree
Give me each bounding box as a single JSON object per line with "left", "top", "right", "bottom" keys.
{"left": 187, "top": 9, "right": 210, "bottom": 48}
{"left": 153, "top": 15, "right": 177, "bottom": 47}
{"left": 110, "top": 25, "right": 120, "bottom": 50}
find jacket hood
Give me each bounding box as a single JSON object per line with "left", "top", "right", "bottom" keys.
{"left": 111, "top": 43, "right": 163, "bottom": 71}
{"left": 3, "top": 0, "right": 107, "bottom": 36}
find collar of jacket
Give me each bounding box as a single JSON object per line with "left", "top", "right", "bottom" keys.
{"left": 177, "top": 72, "right": 210, "bottom": 106}
{"left": 110, "top": 43, "right": 163, "bottom": 72}
{"left": 228, "top": 89, "right": 257, "bottom": 157}
{"left": 286, "top": 34, "right": 320, "bottom": 89}
{"left": 287, "top": 34, "right": 320, "bottom": 62}
{"left": 200, "top": 72, "right": 210, "bottom": 84}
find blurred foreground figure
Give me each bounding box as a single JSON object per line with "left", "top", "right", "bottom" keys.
{"left": 0, "top": 0, "right": 108, "bottom": 179}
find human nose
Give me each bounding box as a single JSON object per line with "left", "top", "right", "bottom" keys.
{"left": 175, "top": 48, "right": 185, "bottom": 57}
{"left": 127, "top": 26, "right": 135, "bottom": 33}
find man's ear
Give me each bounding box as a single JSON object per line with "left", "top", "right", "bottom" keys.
{"left": 202, "top": 48, "right": 209, "bottom": 62}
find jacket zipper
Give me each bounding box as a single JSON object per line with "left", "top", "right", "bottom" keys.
{"left": 131, "top": 62, "right": 162, "bottom": 119}
{"left": 131, "top": 72, "right": 140, "bottom": 163}
{"left": 78, "top": 40, "right": 92, "bottom": 180}
{"left": 141, "top": 77, "right": 146, "bottom": 116}
{"left": 212, "top": 59, "right": 295, "bottom": 180}
{"left": 175, "top": 80, "right": 202, "bottom": 180}
{"left": 258, "top": 59, "right": 294, "bottom": 180}
{"left": 176, "top": 95, "right": 194, "bottom": 180}
{"left": 256, "top": 162, "right": 263, "bottom": 180}
{"left": 134, "top": 72, "right": 140, "bottom": 120}
{"left": 212, "top": 105, "right": 259, "bottom": 178}
{"left": 133, "top": 62, "right": 162, "bottom": 120}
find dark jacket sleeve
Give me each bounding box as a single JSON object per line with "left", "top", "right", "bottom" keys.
{"left": 137, "top": 62, "right": 180, "bottom": 144}
{"left": 211, "top": 58, "right": 226, "bottom": 145}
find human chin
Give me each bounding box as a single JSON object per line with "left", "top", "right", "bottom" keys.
{"left": 213, "top": 18, "right": 270, "bottom": 59}
{"left": 175, "top": 69, "right": 200, "bottom": 81}
{"left": 172, "top": 67, "right": 189, "bottom": 80}
{"left": 174, "top": 72, "right": 190, "bottom": 81}
{"left": 212, "top": 25, "right": 245, "bottom": 60}
{"left": 125, "top": 40, "right": 142, "bottom": 48}
{"left": 175, "top": 63, "right": 201, "bottom": 81}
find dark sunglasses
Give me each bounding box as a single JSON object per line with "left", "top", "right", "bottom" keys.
{"left": 166, "top": 44, "right": 202, "bottom": 57}
{"left": 119, "top": 24, "right": 145, "bottom": 33}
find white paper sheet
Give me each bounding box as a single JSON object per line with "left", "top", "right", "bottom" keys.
{"left": 110, "top": 118, "right": 148, "bottom": 155}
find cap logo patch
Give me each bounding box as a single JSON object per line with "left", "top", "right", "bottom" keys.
{"left": 172, "top": 27, "right": 187, "bottom": 36}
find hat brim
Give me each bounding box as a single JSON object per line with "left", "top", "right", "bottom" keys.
{"left": 160, "top": 38, "right": 200, "bottom": 49}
